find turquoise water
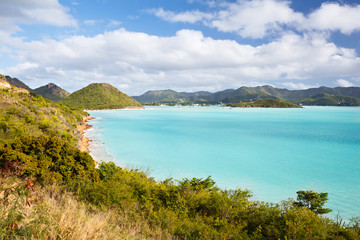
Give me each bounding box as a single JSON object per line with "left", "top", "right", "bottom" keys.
{"left": 86, "top": 106, "right": 360, "bottom": 219}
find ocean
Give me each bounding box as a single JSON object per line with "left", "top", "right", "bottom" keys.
{"left": 85, "top": 106, "right": 360, "bottom": 220}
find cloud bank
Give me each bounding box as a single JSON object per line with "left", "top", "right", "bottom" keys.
{"left": 152, "top": 0, "right": 360, "bottom": 38}
{"left": 4, "top": 28, "right": 359, "bottom": 94}
{"left": 0, "top": 0, "right": 360, "bottom": 94}
{"left": 0, "top": 0, "right": 77, "bottom": 33}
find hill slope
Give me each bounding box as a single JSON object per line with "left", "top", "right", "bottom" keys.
{"left": 33, "top": 83, "right": 70, "bottom": 102}
{"left": 133, "top": 89, "right": 189, "bottom": 103}
{"left": 5, "top": 75, "right": 32, "bottom": 91}
{"left": 0, "top": 75, "right": 87, "bottom": 145}
{"left": 134, "top": 85, "right": 360, "bottom": 104}
{"left": 60, "top": 83, "right": 143, "bottom": 110}
{"left": 292, "top": 93, "right": 360, "bottom": 106}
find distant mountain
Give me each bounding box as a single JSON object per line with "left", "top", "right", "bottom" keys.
{"left": 5, "top": 75, "right": 32, "bottom": 91}
{"left": 33, "top": 83, "right": 70, "bottom": 102}
{"left": 60, "top": 83, "right": 143, "bottom": 110}
{"left": 134, "top": 85, "right": 360, "bottom": 104}
{"left": 291, "top": 93, "right": 360, "bottom": 106}
{"left": 133, "top": 89, "right": 190, "bottom": 103}
{"left": 230, "top": 99, "right": 302, "bottom": 108}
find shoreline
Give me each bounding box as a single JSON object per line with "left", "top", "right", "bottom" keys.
{"left": 78, "top": 116, "right": 93, "bottom": 153}
{"left": 78, "top": 106, "right": 143, "bottom": 154}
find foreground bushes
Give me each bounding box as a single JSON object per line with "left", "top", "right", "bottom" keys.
{"left": 1, "top": 136, "right": 360, "bottom": 239}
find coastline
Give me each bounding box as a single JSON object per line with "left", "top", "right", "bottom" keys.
{"left": 124, "top": 106, "right": 144, "bottom": 109}
{"left": 78, "top": 116, "right": 93, "bottom": 153}
{"left": 78, "top": 106, "right": 143, "bottom": 154}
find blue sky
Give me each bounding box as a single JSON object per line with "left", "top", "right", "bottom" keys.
{"left": 1, "top": 0, "right": 360, "bottom": 94}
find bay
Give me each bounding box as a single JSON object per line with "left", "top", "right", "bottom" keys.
{"left": 85, "top": 106, "right": 360, "bottom": 220}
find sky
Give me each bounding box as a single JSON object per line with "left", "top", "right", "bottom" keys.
{"left": 0, "top": 0, "right": 360, "bottom": 95}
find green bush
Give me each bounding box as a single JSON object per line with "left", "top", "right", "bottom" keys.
{"left": 0, "top": 135, "right": 98, "bottom": 184}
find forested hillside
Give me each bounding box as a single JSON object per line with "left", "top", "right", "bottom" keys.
{"left": 61, "top": 83, "right": 143, "bottom": 110}
{"left": 134, "top": 85, "right": 360, "bottom": 105}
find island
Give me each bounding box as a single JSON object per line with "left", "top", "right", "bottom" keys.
{"left": 229, "top": 99, "right": 302, "bottom": 108}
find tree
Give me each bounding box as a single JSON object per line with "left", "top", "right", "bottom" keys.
{"left": 293, "top": 190, "right": 332, "bottom": 215}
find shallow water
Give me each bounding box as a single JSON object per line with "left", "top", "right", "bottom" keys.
{"left": 85, "top": 106, "right": 360, "bottom": 220}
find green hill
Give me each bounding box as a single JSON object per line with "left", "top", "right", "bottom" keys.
{"left": 230, "top": 99, "right": 302, "bottom": 108}
{"left": 292, "top": 93, "right": 360, "bottom": 106}
{"left": 60, "top": 83, "right": 143, "bottom": 110}
{"left": 0, "top": 75, "right": 87, "bottom": 145}
{"left": 33, "top": 83, "right": 70, "bottom": 102}
{"left": 133, "top": 89, "right": 190, "bottom": 103}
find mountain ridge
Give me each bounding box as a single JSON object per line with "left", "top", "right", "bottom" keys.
{"left": 134, "top": 85, "right": 360, "bottom": 105}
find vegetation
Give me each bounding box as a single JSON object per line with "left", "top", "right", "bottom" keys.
{"left": 60, "top": 83, "right": 143, "bottom": 110}
{"left": 33, "top": 83, "right": 70, "bottom": 102}
{"left": 1, "top": 75, "right": 360, "bottom": 239}
{"left": 0, "top": 135, "right": 359, "bottom": 239}
{"left": 0, "top": 80, "right": 87, "bottom": 145}
{"left": 294, "top": 190, "right": 332, "bottom": 215}
{"left": 229, "top": 99, "right": 302, "bottom": 108}
{"left": 291, "top": 93, "right": 360, "bottom": 106}
{"left": 134, "top": 85, "right": 360, "bottom": 105}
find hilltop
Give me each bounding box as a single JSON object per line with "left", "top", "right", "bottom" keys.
{"left": 60, "top": 83, "right": 143, "bottom": 110}
{"left": 33, "top": 83, "right": 70, "bottom": 102}
{"left": 230, "top": 99, "right": 302, "bottom": 108}
{"left": 4, "top": 75, "right": 69, "bottom": 102}
{"left": 5, "top": 75, "right": 32, "bottom": 91}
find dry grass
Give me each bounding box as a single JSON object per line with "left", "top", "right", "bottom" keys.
{"left": 1, "top": 178, "right": 170, "bottom": 240}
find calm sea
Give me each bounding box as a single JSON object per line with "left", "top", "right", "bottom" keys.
{"left": 85, "top": 106, "right": 360, "bottom": 220}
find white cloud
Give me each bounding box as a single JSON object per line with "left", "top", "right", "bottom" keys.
{"left": 4, "top": 28, "right": 360, "bottom": 94}
{"left": 0, "top": 0, "right": 77, "bottom": 33}
{"left": 151, "top": 8, "right": 213, "bottom": 24}
{"left": 151, "top": 0, "right": 360, "bottom": 39}
{"left": 335, "top": 79, "right": 355, "bottom": 87}
{"left": 210, "top": 0, "right": 303, "bottom": 38}
{"left": 300, "top": 2, "right": 360, "bottom": 34}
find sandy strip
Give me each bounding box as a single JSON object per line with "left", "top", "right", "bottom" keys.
{"left": 78, "top": 116, "right": 93, "bottom": 153}
{"left": 124, "top": 106, "right": 144, "bottom": 109}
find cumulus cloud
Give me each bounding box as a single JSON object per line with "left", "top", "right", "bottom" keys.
{"left": 4, "top": 28, "right": 360, "bottom": 94}
{"left": 0, "top": 0, "right": 77, "bottom": 33}
{"left": 210, "top": 0, "right": 303, "bottom": 38}
{"left": 301, "top": 2, "right": 360, "bottom": 34}
{"left": 335, "top": 79, "right": 355, "bottom": 87}
{"left": 151, "top": 0, "right": 360, "bottom": 39}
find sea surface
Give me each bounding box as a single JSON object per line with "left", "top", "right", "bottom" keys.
{"left": 85, "top": 106, "right": 360, "bottom": 220}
